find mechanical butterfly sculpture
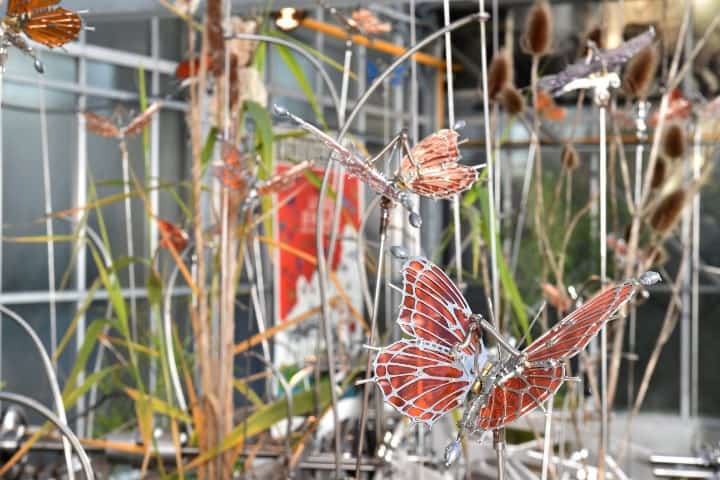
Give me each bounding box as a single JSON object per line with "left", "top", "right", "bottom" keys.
{"left": 0, "top": 0, "right": 86, "bottom": 73}
{"left": 367, "top": 257, "right": 660, "bottom": 465}
{"left": 274, "top": 105, "right": 482, "bottom": 227}
{"left": 538, "top": 28, "right": 655, "bottom": 97}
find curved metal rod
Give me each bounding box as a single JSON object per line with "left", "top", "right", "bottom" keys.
{"left": 240, "top": 351, "right": 294, "bottom": 474}
{"left": 162, "top": 246, "right": 192, "bottom": 417}
{"left": 224, "top": 33, "right": 341, "bottom": 115}
{"left": 0, "top": 304, "right": 74, "bottom": 476}
{"left": 312, "top": 12, "right": 488, "bottom": 472}
{"left": 0, "top": 391, "right": 94, "bottom": 480}
{"left": 356, "top": 195, "right": 383, "bottom": 315}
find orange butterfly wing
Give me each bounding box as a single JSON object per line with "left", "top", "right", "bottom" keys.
{"left": 23, "top": 7, "right": 81, "bottom": 47}
{"left": 7, "top": 0, "right": 60, "bottom": 16}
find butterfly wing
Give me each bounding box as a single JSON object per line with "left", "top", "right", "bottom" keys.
{"left": 523, "top": 281, "right": 637, "bottom": 364}
{"left": 123, "top": 102, "right": 163, "bottom": 137}
{"left": 400, "top": 129, "right": 478, "bottom": 199}
{"left": 23, "top": 7, "right": 81, "bottom": 47}
{"left": 7, "top": 0, "right": 59, "bottom": 16}
{"left": 84, "top": 112, "right": 120, "bottom": 138}
{"left": 599, "top": 28, "right": 655, "bottom": 69}
{"left": 476, "top": 364, "right": 564, "bottom": 431}
{"left": 397, "top": 257, "right": 477, "bottom": 355}
{"left": 373, "top": 339, "right": 473, "bottom": 426}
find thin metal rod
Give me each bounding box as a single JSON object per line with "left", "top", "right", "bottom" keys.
{"left": 0, "top": 392, "right": 94, "bottom": 480}
{"left": 494, "top": 428, "right": 506, "bottom": 480}
{"left": 478, "top": 0, "right": 499, "bottom": 322}
{"left": 74, "top": 29, "right": 89, "bottom": 437}
{"left": 541, "top": 396, "right": 554, "bottom": 480}
{"left": 244, "top": 243, "right": 272, "bottom": 366}
{"left": 355, "top": 205, "right": 390, "bottom": 479}
{"left": 0, "top": 305, "right": 75, "bottom": 478}
{"left": 443, "top": 0, "right": 463, "bottom": 288}
{"left": 510, "top": 141, "right": 536, "bottom": 276}
{"left": 0, "top": 69, "right": 3, "bottom": 413}
{"left": 149, "top": 14, "right": 161, "bottom": 400}
{"left": 120, "top": 140, "right": 138, "bottom": 342}
{"left": 476, "top": 316, "right": 522, "bottom": 358}
{"left": 599, "top": 104, "right": 609, "bottom": 474}
{"left": 680, "top": 142, "right": 692, "bottom": 420}
{"left": 37, "top": 68, "right": 59, "bottom": 363}
{"left": 162, "top": 248, "right": 191, "bottom": 416}
{"left": 691, "top": 126, "right": 701, "bottom": 417}
{"left": 325, "top": 39, "right": 352, "bottom": 270}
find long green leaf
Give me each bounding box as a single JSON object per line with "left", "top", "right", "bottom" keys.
{"left": 64, "top": 365, "right": 122, "bottom": 408}
{"left": 273, "top": 44, "right": 327, "bottom": 128}
{"left": 245, "top": 100, "right": 275, "bottom": 236}
{"left": 63, "top": 318, "right": 109, "bottom": 398}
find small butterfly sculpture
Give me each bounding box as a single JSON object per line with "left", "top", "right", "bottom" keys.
{"left": 213, "top": 140, "right": 314, "bottom": 202}
{"left": 84, "top": 102, "right": 163, "bottom": 140}
{"left": 273, "top": 105, "right": 482, "bottom": 227}
{"left": 350, "top": 8, "right": 391, "bottom": 35}
{"left": 0, "top": 0, "right": 85, "bottom": 73}
{"left": 538, "top": 28, "right": 655, "bottom": 97}
{"left": 366, "top": 257, "right": 660, "bottom": 465}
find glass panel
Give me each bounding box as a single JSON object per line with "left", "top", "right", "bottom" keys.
{"left": 86, "top": 19, "right": 151, "bottom": 56}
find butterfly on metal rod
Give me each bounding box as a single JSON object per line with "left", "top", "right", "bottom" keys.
{"left": 0, "top": 0, "right": 86, "bottom": 73}
{"left": 364, "top": 256, "right": 660, "bottom": 466}
{"left": 538, "top": 28, "right": 655, "bottom": 99}
{"left": 273, "top": 105, "right": 483, "bottom": 227}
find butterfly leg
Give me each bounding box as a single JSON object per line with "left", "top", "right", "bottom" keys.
{"left": 398, "top": 130, "right": 422, "bottom": 177}
{"left": 471, "top": 314, "right": 524, "bottom": 361}
{"left": 365, "top": 131, "right": 404, "bottom": 169}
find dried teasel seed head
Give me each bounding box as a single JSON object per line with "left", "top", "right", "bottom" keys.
{"left": 662, "top": 123, "right": 686, "bottom": 159}
{"left": 522, "top": 1, "right": 553, "bottom": 56}
{"left": 498, "top": 85, "right": 525, "bottom": 116}
{"left": 579, "top": 25, "right": 604, "bottom": 57}
{"left": 623, "top": 46, "right": 658, "bottom": 98}
{"left": 561, "top": 143, "right": 580, "bottom": 170}
{"left": 650, "top": 158, "right": 667, "bottom": 189}
{"left": 650, "top": 189, "right": 686, "bottom": 233}
{"left": 488, "top": 50, "right": 511, "bottom": 99}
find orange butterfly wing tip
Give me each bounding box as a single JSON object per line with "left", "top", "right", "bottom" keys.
{"left": 221, "top": 141, "right": 243, "bottom": 166}
{"left": 536, "top": 90, "right": 552, "bottom": 110}
{"left": 24, "top": 8, "right": 82, "bottom": 48}
{"left": 83, "top": 112, "right": 120, "bottom": 138}
{"left": 7, "top": 0, "right": 60, "bottom": 16}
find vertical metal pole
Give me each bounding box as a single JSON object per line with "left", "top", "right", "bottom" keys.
{"left": 443, "top": 0, "right": 464, "bottom": 287}
{"left": 149, "top": 15, "right": 161, "bottom": 395}
{"left": 37, "top": 63, "right": 58, "bottom": 361}
{"left": 0, "top": 68, "right": 4, "bottom": 409}
{"left": 599, "top": 104, "right": 608, "bottom": 474}
{"left": 477, "top": 0, "right": 499, "bottom": 320}
{"left": 494, "top": 428, "right": 506, "bottom": 480}
{"left": 691, "top": 126, "right": 701, "bottom": 417}
{"left": 680, "top": 136, "right": 692, "bottom": 420}
{"left": 541, "top": 397, "right": 554, "bottom": 480}
{"left": 75, "top": 30, "right": 88, "bottom": 436}
{"left": 409, "top": 0, "right": 425, "bottom": 469}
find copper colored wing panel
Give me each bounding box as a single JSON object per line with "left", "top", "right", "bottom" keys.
{"left": 157, "top": 219, "right": 189, "bottom": 252}
{"left": 373, "top": 339, "right": 472, "bottom": 426}
{"left": 476, "top": 365, "right": 564, "bottom": 431}
{"left": 400, "top": 129, "right": 478, "bottom": 199}
{"left": 213, "top": 163, "right": 250, "bottom": 192}
{"left": 524, "top": 282, "right": 636, "bottom": 363}
{"left": 84, "top": 112, "right": 120, "bottom": 138}
{"left": 123, "top": 102, "right": 163, "bottom": 137}
{"left": 397, "top": 257, "right": 476, "bottom": 355}
{"left": 24, "top": 8, "right": 81, "bottom": 48}
{"left": 7, "top": 0, "right": 60, "bottom": 16}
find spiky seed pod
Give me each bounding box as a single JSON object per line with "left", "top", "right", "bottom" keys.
{"left": 206, "top": 0, "right": 225, "bottom": 77}
{"left": 662, "top": 123, "right": 686, "bottom": 159}
{"left": 650, "top": 158, "right": 667, "bottom": 189}
{"left": 498, "top": 85, "right": 525, "bottom": 116}
{"left": 488, "top": 50, "right": 511, "bottom": 99}
{"left": 650, "top": 189, "right": 686, "bottom": 233}
{"left": 579, "top": 25, "right": 604, "bottom": 58}
{"left": 561, "top": 143, "right": 580, "bottom": 170}
{"left": 522, "top": 1, "right": 553, "bottom": 56}
{"left": 623, "top": 46, "right": 658, "bottom": 98}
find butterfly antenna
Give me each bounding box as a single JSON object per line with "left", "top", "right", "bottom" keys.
{"left": 472, "top": 163, "right": 487, "bottom": 171}
{"left": 362, "top": 344, "right": 381, "bottom": 352}
{"left": 355, "top": 378, "right": 375, "bottom": 386}
{"left": 517, "top": 301, "right": 546, "bottom": 350}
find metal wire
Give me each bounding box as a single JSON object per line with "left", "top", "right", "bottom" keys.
{"left": 0, "top": 391, "right": 94, "bottom": 480}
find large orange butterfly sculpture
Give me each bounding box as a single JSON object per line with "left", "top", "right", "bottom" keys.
{"left": 0, "top": 0, "right": 83, "bottom": 72}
